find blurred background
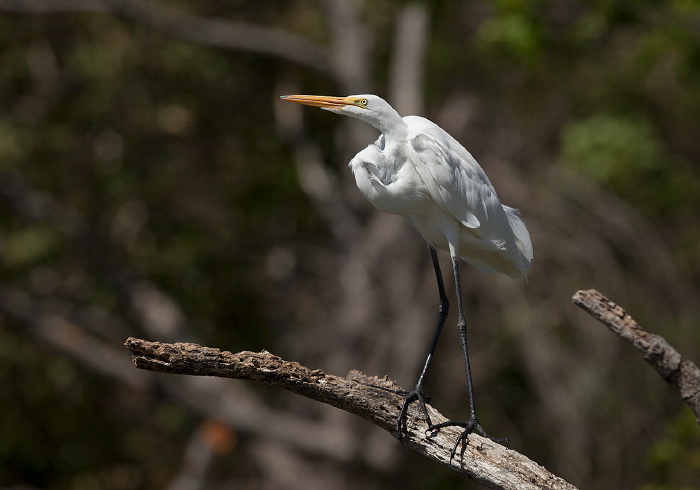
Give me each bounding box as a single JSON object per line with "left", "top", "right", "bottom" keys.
{"left": 0, "top": 1, "right": 699, "bottom": 489}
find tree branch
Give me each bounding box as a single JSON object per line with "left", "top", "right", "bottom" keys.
{"left": 124, "top": 337, "right": 577, "bottom": 490}
{"left": 572, "top": 289, "right": 700, "bottom": 424}
{"left": 0, "top": 0, "right": 331, "bottom": 74}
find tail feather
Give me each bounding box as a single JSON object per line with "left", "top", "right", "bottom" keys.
{"left": 503, "top": 205, "right": 533, "bottom": 276}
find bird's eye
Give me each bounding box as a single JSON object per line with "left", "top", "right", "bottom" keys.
{"left": 359, "top": 98, "right": 369, "bottom": 108}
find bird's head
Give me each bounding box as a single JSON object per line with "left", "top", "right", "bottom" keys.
{"left": 280, "top": 94, "right": 402, "bottom": 133}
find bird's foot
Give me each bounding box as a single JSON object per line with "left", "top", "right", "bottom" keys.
{"left": 428, "top": 415, "right": 508, "bottom": 463}
{"left": 396, "top": 386, "right": 432, "bottom": 440}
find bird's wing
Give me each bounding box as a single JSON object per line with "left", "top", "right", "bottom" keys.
{"left": 405, "top": 116, "right": 502, "bottom": 232}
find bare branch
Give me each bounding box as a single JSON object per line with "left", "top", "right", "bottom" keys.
{"left": 0, "top": 284, "right": 151, "bottom": 390}
{"left": 0, "top": 170, "right": 195, "bottom": 343}
{"left": 0, "top": 0, "right": 331, "bottom": 74}
{"left": 572, "top": 289, "right": 700, "bottom": 424}
{"left": 0, "top": 0, "right": 107, "bottom": 12}
{"left": 322, "top": 0, "right": 371, "bottom": 92}
{"left": 0, "top": 283, "right": 364, "bottom": 460}
{"left": 125, "top": 337, "right": 577, "bottom": 490}
{"left": 389, "top": 3, "right": 429, "bottom": 115}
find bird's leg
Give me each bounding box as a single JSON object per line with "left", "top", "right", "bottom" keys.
{"left": 427, "top": 255, "right": 508, "bottom": 460}
{"left": 396, "top": 245, "right": 449, "bottom": 439}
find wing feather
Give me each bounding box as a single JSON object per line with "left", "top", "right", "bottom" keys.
{"left": 405, "top": 116, "right": 532, "bottom": 277}
{"left": 406, "top": 116, "right": 501, "bottom": 233}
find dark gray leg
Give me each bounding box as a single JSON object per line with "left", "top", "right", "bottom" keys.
{"left": 396, "top": 245, "right": 449, "bottom": 439}
{"left": 428, "top": 255, "right": 507, "bottom": 459}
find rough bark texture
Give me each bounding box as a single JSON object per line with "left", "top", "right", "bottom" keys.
{"left": 125, "top": 337, "right": 577, "bottom": 490}
{"left": 572, "top": 289, "right": 700, "bottom": 424}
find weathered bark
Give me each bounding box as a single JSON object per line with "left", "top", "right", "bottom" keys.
{"left": 125, "top": 337, "right": 577, "bottom": 490}
{"left": 573, "top": 289, "right": 700, "bottom": 424}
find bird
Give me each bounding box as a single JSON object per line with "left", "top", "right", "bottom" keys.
{"left": 280, "top": 94, "right": 532, "bottom": 455}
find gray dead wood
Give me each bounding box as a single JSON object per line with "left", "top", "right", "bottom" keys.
{"left": 572, "top": 289, "right": 700, "bottom": 424}
{"left": 124, "top": 337, "right": 576, "bottom": 490}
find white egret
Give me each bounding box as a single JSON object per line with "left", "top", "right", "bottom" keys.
{"left": 281, "top": 94, "right": 532, "bottom": 452}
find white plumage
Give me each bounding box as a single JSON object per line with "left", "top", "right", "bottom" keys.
{"left": 347, "top": 108, "right": 532, "bottom": 279}
{"left": 281, "top": 93, "right": 532, "bottom": 450}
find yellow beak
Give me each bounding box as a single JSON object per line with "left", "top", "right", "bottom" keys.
{"left": 280, "top": 95, "right": 354, "bottom": 109}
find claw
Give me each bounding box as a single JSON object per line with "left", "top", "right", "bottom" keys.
{"left": 428, "top": 416, "right": 508, "bottom": 464}
{"left": 396, "top": 387, "right": 432, "bottom": 439}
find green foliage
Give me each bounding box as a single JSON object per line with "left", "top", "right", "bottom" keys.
{"left": 4, "top": 225, "right": 62, "bottom": 267}
{"left": 561, "top": 115, "right": 664, "bottom": 181}
{"left": 560, "top": 114, "right": 697, "bottom": 215}
{"left": 0, "top": 119, "right": 24, "bottom": 164}
{"left": 476, "top": 0, "right": 545, "bottom": 66}
{"left": 643, "top": 410, "right": 700, "bottom": 490}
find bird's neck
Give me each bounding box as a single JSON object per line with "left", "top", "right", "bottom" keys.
{"left": 353, "top": 103, "right": 408, "bottom": 142}
{"left": 375, "top": 113, "right": 408, "bottom": 143}
{"left": 380, "top": 118, "right": 409, "bottom": 162}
